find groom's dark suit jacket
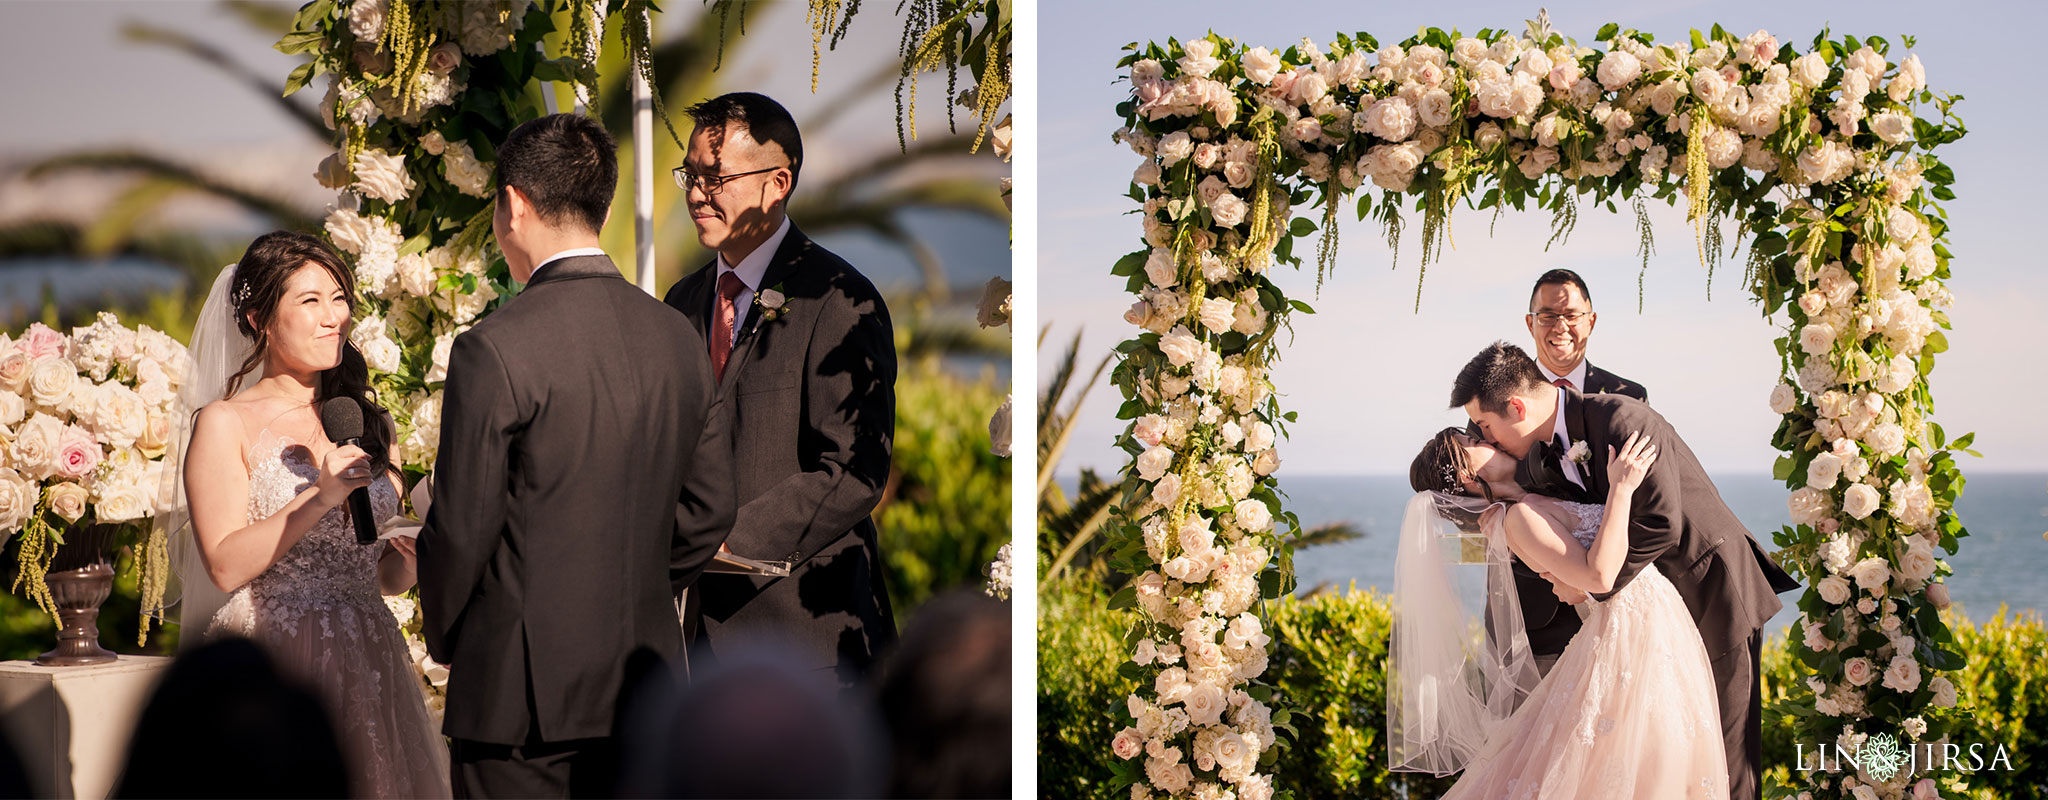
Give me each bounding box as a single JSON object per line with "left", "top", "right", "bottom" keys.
{"left": 664, "top": 225, "right": 898, "bottom": 682}
{"left": 418, "top": 255, "right": 734, "bottom": 746}
{"left": 1512, "top": 388, "right": 1799, "bottom": 659}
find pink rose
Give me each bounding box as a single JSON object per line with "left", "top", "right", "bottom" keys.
{"left": 1844, "top": 656, "right": 1874, "bottom": 686}
{"left": 1112, "top": 727, "right": 1144, "bottom": 760}
{"left": 17, "top": 324, "right": 66, "bottom": 360}
{"left": 55, "top": 425, "right": 101, "bottom": 480}
{"left": 427, "top": 42, "right": 462, "bottom": 75}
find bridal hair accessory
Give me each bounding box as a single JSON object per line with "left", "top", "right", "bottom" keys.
{"left": 1439, "top": 462, "right": 1462, "bottom": 494}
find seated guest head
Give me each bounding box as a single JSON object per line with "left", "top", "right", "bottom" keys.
{"left": 874, "top": 589, "right": 1011, "bottom": 799}
{"left": 492, "top": 112, "right": 619, "bottom": 281}
{"left": 679, "top": 92, "right": 803, "bottom": 263}
{"left": 620, "top": 642, "right": 882, "bottom": 798}
{"left": 113, "top": 636, "right": 350, "bottom": 798}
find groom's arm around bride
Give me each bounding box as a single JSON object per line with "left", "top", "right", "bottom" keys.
{"left": 417, "top": 113, "right": 733, "bottom": 799}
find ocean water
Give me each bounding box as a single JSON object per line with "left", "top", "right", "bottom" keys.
{"left": 1278, "top": 473, "right": 2048, "bottom": 636}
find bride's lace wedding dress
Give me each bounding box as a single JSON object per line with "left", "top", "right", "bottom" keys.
{"left": 1444, "top": 498, "right": 1728, "bottom": 799}
{"left": 205, "top": 428, "right": 449, "bottom": 799}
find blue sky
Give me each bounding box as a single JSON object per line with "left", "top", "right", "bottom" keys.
{"left": 1038, "top": 0, "right": 2048, "bottom": 476}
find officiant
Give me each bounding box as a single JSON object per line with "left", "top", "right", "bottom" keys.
{"left": 1523, "top": 269, "right": 1647, "bottom": 402}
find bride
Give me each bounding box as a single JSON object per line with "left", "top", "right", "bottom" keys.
{"left": 1390, "top": 426, "right": 1726, "bottom": 798}
{"left": 165, "top": 231, "right": 449, "bottom": 798}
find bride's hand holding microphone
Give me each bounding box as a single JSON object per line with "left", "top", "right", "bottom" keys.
{"left": 314, "top": 445, "right": 376, "bottom": 510}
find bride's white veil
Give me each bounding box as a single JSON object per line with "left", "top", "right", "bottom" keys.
{"left": 1386, "top": 491, "right": 1543, "bottom": 776}
{"left": 150, "top": 263, "right": 257, "bottom": 647}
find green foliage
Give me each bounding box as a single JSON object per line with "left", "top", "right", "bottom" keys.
{"left": 1038, "top": 581, "right": 1451, "bottom": 799}
{"left": 874, "top": 357, "right": 1009, "bottom": 620}
{"left": 1765, "top": 606, "right": 2048, "bottom": 798}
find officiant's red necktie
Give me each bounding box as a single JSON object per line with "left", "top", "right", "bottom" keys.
{"left": 712, "top": 271, "right": 746, "bottom": 380}
{"left": 1553, "top": 377, "right": 1573, "bottom": 390}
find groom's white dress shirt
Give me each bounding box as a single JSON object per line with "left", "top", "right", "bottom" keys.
{"left": 710, "top": 216, "right": 792, "bottom": 347}
{"left": 528, "top": 247, "right": 610, "bottom": 283}
{"left": 1552, "top": 384, "right": 1587, "bottom": 493}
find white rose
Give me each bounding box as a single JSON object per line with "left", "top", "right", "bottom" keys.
{"left": 1871, "top": 110, "right": 1912, "bottom": 145}
{"left": 27, "top": 357, "right": 77, "bottom": 411}
{"left": 1849, "top": 556, "right": 1891, "bottom": 593}
{"left": 1178, "top": 39, "right": 1222, "bottom": 78}
{"left": 1798, "top": 322, "right": 1837, "bottom": 356}
{"left": 1890, "top": 54, "right": 1925, "bottom": 102}
{"left": 1788, "top": 487, "right": 1831, "bottom": 526}
{"left": 1151, "top": 473, "right": 1183, "bottom": 507}
{"left": 1783, "top": 53, "right": 1825, "bottom": 88}
{"left": 1818, "top": 575, "right": 1852, "bottom": 605}
{"left": 1362, "top": 97, "right": 1417, "bottom": 142}
{"left": 1240, "top": 47, "right": 1282, "bottom": 84}
{"left": 1698, "top": 127, "right": 1740, "bottom": 170}
{"left": 1181, "top": 681, "right": 1226, "bottom": 725}
{"left": 1769, "top": 382, "right": 1798, "bottom": 415}
{"left": 351, "top": 148, "right": 417, "bottom": 205}
{"left": 0, "top": 469, "right": 33, "bottom": 533}
{"left": 441, "top": 140, "right": 495, "bottom": 199}
{"left": 93, "top": 480, "right": 150, "bottom": 523}
{"left": 1865, "top": 422, "right": 1907, "bottom": 457}
{"left": 1900, "top": 539, "right": 1937, "bottom": 582}
{"left": 1882, "top": 654, "right": 1922, "bottom": 694}
{"left": 1252, "top": 448, "right": 1279, "bottom": 476}
{"left": 1842, "top": 483, "right": 1880, "bottom": 519}
{"left": 348, "top": 0, "right": 387, "bottom": 41}
{"left": 1133, "top": 162, "right": 1161, "bottom": 187}
{"left": 1143, "top": 248, "right": 1178, "bottom": 290}
{"left": 1806, "top": 452, "right": 1843, "bottom": 491}
{"left": 1931, "top": 675, "right": 1957, "bottom": 707}
{"left": 1596, "top": 50, "right": 1642, "bottom": 91}
{"left": 1209, "top": 192, "right": 1248, "bottom": 228}
{"left": 1233, "top": 499, "right": 1272, "bottom": 533}
{"left": 1846, "top": 46, "right": 1886, "bottom": 80}
{"left": 1136, "top": 446, "right": 1175, "bottom": 482}
{"left": 1158, "top": 326, "right": 1203, "bottom": 369}
{"left": 1158, "top": 132, "right": 1194, "bottom": 167}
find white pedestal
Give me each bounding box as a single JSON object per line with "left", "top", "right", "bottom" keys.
{"left": 0, "top": 656, "right": 171, "bottom": 799}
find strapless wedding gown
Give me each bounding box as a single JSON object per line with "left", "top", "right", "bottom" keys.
{"left": 206, "top": 429, "right": 450, "bottom": 799}
{"left": 1444, "top": 499, "right": 1728, "bottom": 799}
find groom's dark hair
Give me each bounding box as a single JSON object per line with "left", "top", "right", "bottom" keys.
{"left": 495, "top": 113, "right": 617, "bottom": 234}
{"left": 1451, "top": 341, "right": 1549, "bottom": 416}
{"left": 685, "top": 92, "right": 804, "bottom": 193}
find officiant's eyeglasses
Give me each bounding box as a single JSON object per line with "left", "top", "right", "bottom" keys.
{"left": 672, "top": 165, "right": 782, "bottom": 195}
{"left": 1527, "top": 311, "right": 1592, "bottom": 328}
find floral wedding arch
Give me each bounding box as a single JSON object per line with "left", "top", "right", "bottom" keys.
{"left": 1102, "top": 18, "right": 1969, "bottom": 800}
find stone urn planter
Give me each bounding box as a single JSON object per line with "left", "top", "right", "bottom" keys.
{"left": 35, "top": 523, "right": 121, "bottom": 666}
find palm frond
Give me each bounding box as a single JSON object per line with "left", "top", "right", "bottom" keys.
{"left": 121, "top": 21, "right": 327, "bottom": 139}
{"left": 26, "top": 151, "right": 317, "bottom": 233}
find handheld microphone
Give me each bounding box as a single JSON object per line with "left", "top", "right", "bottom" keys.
{"left": 319, "top": 397, "right": 380, "bottom": 545}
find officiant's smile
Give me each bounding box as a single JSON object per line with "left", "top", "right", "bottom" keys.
{"left": 680, "top": 113, "right": 797, "bottom": 264}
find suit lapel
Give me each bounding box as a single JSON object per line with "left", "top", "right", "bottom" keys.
{"left": 716, "top": 225, "right": 811, "bottom": 395}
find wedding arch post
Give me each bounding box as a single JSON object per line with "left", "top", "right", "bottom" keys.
{"left": 1101, "top": 21, "right": 1968, "bottom": 800}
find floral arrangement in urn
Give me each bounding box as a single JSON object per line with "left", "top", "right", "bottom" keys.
{"left": 2, "top": 315, "right": 190, "bottom": 644}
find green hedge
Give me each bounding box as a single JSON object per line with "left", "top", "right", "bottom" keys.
{"left": 1037, "top": 581, "right": 1451, "bottom": 799}
{"left": 1043, "top": 583, "right": 2047, "bottom": 799}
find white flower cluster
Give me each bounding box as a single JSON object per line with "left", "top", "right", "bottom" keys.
{"left": 985, "top": 541, "right": 1012, "bottom": 600}
{"left": 0, "top": 317, "right": 188, "bottom": 537}
{"left": 432, "top": 0, "right": 532, "bottom": 57}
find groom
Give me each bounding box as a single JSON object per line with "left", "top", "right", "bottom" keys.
{"left": 664, "top": 92, "right": 898, "bottom": 685}
{"left": 419, "top": 113, "right": 734, "bottom": 798}
{"left": 1454, "top": 341, "right": 1798, "bottom": 800}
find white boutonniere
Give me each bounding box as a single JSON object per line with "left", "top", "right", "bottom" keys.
{"left": 1565, "top": 440, "right": 1591, "bottom": 465}
{"left": 755, "top": 283, "right": 789, "bottom": 322}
